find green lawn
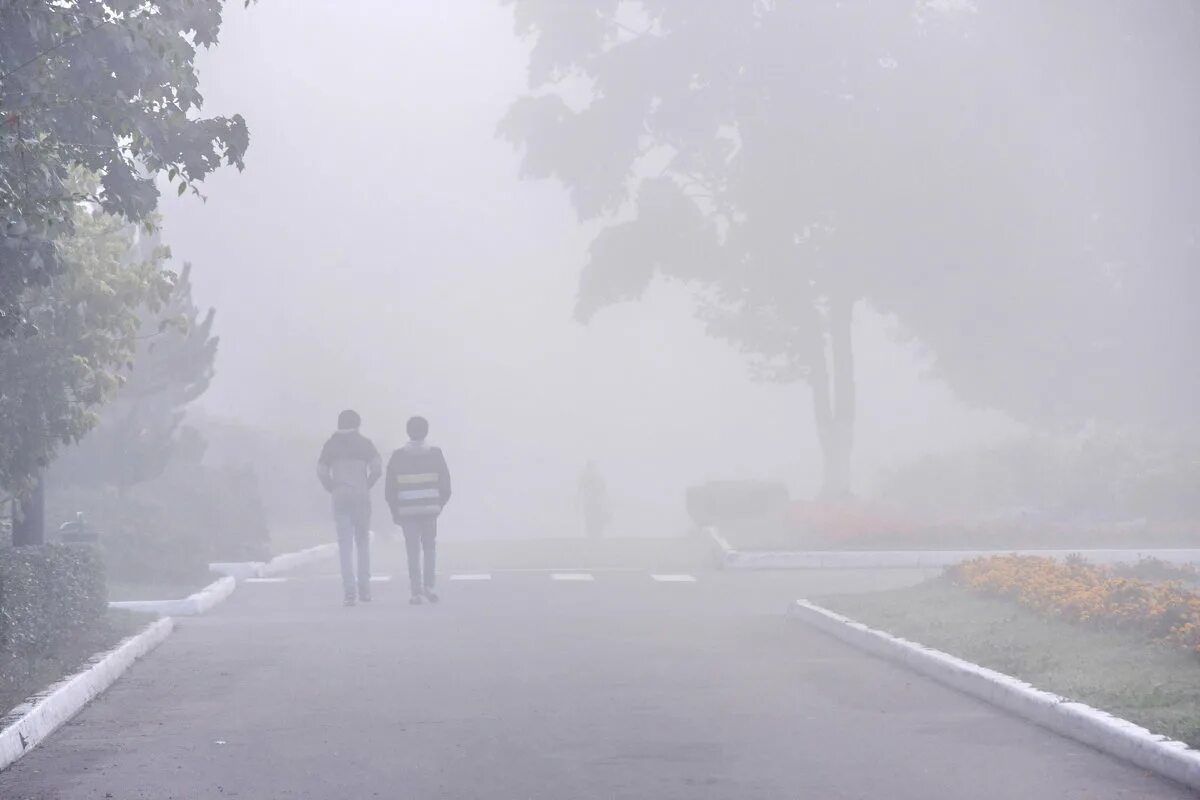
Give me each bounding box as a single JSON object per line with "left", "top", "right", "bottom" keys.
{"left": 0, "top": 609, "right": 151, "bottom": 717}
{"left": 818, "top": 578, "right": 1200, "bottom": 748}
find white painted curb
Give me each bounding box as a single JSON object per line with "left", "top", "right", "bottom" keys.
{"left": 789, "top": 599, "right": 1200, "bottom": 792}
{"left": 709, "top": 528, "right": 1200, "bottom": 570}
{"left": 261, "top": 543, "right": 337, "bottom": 576}
{"left": 706, "top": 526, "right": 743, "bottom": 570}
{"left": 210, "top": 539, "right": 343, "bottom": 580}
{"left": 0, "top": 617, "right": 174, "bottom": 772}
{"left": 209, "top": 560, "right": 266, "bottom": 580}
{"left": 109, "top": 576, "right": 236, "bottom": 617}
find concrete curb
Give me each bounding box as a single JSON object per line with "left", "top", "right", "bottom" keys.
{"left": 789, "top": 599, "right": 1200, "bottom": 792}
{"left": 708, "top": 529, "right": 1200, "bottom": 570}
{"left": 261, "top": 543, "right": 337, "bottom": 576}
{"left": 209, "top": 541, "right": 341, "bottom": 580}
{"left": 109, "top": 576, "right": 236, "bottom": 617}
{"left": 0, "top": 617, "right": 174, "bottom": 772}
{"left": 705, "top": 526, "right": 739, "bottom": 569}
{"left": 209, "top": 560, "right": 266, "bottom": 580}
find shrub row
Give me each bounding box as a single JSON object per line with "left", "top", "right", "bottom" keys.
{"left": 0, "top": 544, "right": 106, "bottom": 656}
{"left": 685, "top": 480, "right": 789, "bottom": 527}
{"left": 49, "top": 462, "right": 271, "bottom": 585}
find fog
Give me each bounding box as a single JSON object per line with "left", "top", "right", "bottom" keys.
{"left": 157, "top": 1, "right": 1020, "bottom": 539}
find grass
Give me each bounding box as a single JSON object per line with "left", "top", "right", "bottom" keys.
{"left": 818, "top": 578, "right": 1200, "bottom": 748}
{"left": 0, "top": 609, "right": 152, "bottom": 717}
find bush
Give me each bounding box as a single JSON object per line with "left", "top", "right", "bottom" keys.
{"left": 685, "top": 480, "right": 789, "bottom": 527}
{"left": 47, "top": 462, "right": 271, "bottom": 586}
{"left": 0, "top": 544, "right": 106, "bottom": 656}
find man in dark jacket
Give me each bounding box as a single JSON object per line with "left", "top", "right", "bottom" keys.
{"left": 317, "top": 409, "right": 382, "bottom": 606}
{"left": 385, "top": 416, "right": 451, "bottom": 605}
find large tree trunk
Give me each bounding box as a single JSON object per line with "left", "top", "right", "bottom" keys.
{"left": 12, "top": 474, "right": 45, "bottom": 546}
{"left": 810, "top": 295, "right": 856, "bottom": 499}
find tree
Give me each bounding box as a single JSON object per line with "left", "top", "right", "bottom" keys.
{"left": 498, "top": 2, "right": 968, "bottom": 495}
{"left": 0, "top": 173, "right": 171, "bottom": 502}
{"left": 500, "top": 2, "right": 1200, "bottom": 495}
{"left": 51, "top": 261, "right": 218, "bottom": 490}
{"left": 1, "top": 0, "right": 251, "bottom": 337}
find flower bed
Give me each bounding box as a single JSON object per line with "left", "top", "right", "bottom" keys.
{"left": 951, "top": 555, "right": 1200, "bottom": 654}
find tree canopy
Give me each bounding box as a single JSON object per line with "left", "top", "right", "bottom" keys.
{"left": 500, "top": 1, "right": 1200, "bottom": 494}
{"left": 0, "top": 173, "right": 172, "bottom": 492}
{"left": 1, "top": 0, "right": 250, "bottom": 337}
{"left": 51, "top": 261, "right": 218, "bottom": 490}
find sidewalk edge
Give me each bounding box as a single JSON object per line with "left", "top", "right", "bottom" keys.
{"left": 109, "top": 576, "right": 236, "bottom": 616}
{"left": 789, "top": 599, "right": 1200, "bottom": 792}
{"left": 0, "top": 617, "right": 175, "bottom": 772}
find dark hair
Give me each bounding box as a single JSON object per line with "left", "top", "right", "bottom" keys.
{"left": 407, "top": 416, "right": 429, "bottom": 441}
{"left": 338, "top": 409, "right": 361, "bottom": 430}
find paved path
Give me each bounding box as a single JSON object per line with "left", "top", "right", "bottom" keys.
{"left": 0, "top": 542, "right": 1192, "bottom": 799}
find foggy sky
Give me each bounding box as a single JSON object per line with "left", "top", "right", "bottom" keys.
{"left": 158, "top": 0, "right": 1019, "bottom": 537}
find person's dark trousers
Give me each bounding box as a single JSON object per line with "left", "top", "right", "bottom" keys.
{"left": 401, "top": 516, "right": 438, "bottom": 595}
{"left": 334, "top": 501, "right": 371, "bottom": 600}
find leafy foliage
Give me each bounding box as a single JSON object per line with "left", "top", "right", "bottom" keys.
{"left": 51, "top": 261, "right": 218, "bottom": 489}
{"left": 0, "top": 543, "right": 106, "bottom": 655}
{"left": 0, "top": 0, "right": 251, "bottom": 336}
{"left": 500, "top": 2, "right": 1200, "bottom": 494}
{"left": 0, "top": 177, "right": 172, "bottom": 492}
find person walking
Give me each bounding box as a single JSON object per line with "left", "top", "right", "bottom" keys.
{"left": 385, "top": 416, "right": 451, "bottom": 605}
{"left": 317, "top": 409, "right": 382, "bottom": 606}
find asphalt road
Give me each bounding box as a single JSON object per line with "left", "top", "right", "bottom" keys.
{"left": 0, "top": 539, "right": 1193, "bottom": 799}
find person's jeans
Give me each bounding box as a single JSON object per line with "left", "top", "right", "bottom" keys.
{"left": 334, "top": 499, "right": 371, "bottom": 600}
{"left": 401, "top": 516, "right": 438, "bottom": 595}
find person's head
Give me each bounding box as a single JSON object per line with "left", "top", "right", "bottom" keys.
{"left": 337, "top": 409, "right": 361, "bottom": 431}
{"left": 406, "top": 416, "right": 429, "bottom": 442}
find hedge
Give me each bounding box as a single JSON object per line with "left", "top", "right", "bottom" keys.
{"left": 685, "top": 480, "right": 790, "bottom": 527}
{"left": 0, "top": 544, "right": 107, "bottom": 656}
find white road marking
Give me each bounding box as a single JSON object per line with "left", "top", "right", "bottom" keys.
{"left": 651, "top": 574, "right": 697, "bottom": 582}
{"left": 369, "top": 576, "right": 391, "bottom": 583}
{"left": 450, "top": 573, "right": 493, "bottom": 581}
{"left": 245, "top": 577, "right": 288, "bottom": 584}
{"left": 551, "top": 573, "right": 595, "bottom": 582}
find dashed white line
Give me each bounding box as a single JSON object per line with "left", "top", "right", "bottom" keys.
{"left": 651, "top": 574, "right": 697, "bottom": 583}
{"left": 551, "top": 573, "right": 595, "bottom": 582}
{"left": 450, "top": 573, "right": 493, "bottom": 581}
{"left": 245, "top": 577, "right": 288, "bottom": 584}
{"left": 369, "top": 576, "right": 391, "bottom": 583}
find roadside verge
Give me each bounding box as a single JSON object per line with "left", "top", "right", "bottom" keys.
{"left": 709, "top": 528, "right": 1200, "bottom": 570}
{"left": 789, "top": 599, "right": 1200, "bottom": 792}
{"left": 0, "top": 618, "right": 174, "bottom": 772}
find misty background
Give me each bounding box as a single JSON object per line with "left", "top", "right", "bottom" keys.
{"left": 158, "top": 0, "right": 1016, "bottom": 540}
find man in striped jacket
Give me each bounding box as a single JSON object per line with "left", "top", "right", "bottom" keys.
{"left": 385, "top": 416, "right": 451, "bottom": 605}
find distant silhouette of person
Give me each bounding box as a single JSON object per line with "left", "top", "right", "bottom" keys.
{"left": 317, "top": 409, "right": 382, "bottom": 606}
{"left": 386, "top": 416, "right": 452, "bottom": 605}
{"left": 578, "top": 461, "right": 609, "bottom": 538}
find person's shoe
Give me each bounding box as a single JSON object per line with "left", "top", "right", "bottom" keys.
{"left": 423, "top": 589, "right": 439, "bottom": 604}
{"left": 344, "top": 596, "right": 357, "bottom": 607}
{"left": 409, "top": 594, "right": 424, "bottom": 606}
{"left": 359, "top": 589, "right": 372, "bottom": 603}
